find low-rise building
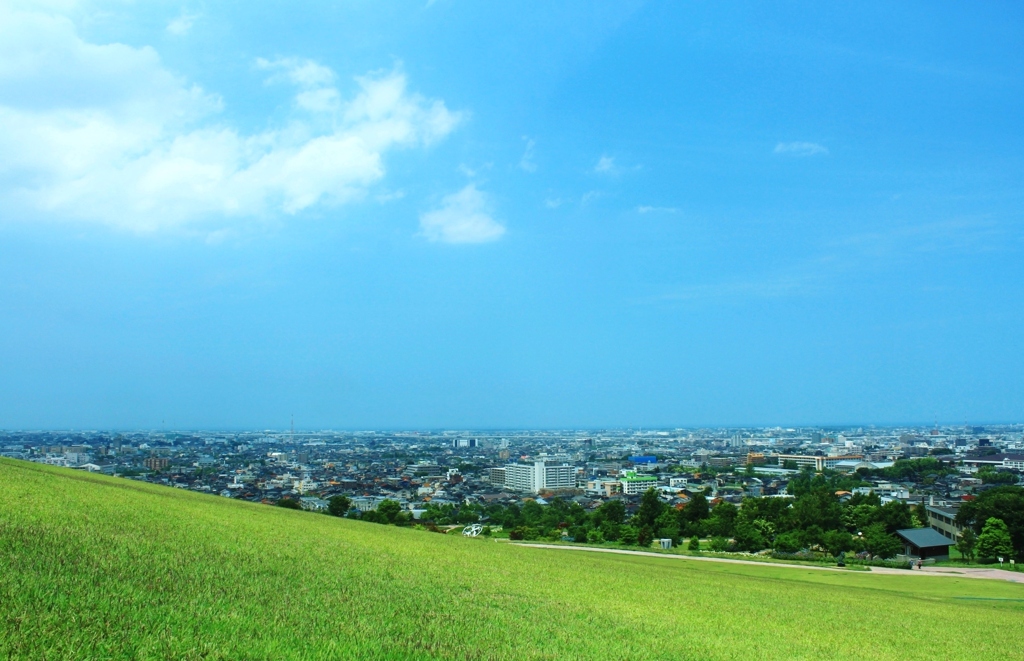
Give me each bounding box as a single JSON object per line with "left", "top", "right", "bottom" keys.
{"left": 620, "top": 470, "right": 658, "bottom": 495}
{"left": 143, "top": 456, "right": 170, "bottom": 471}
{"left": 895, "top": 527, "right": 953, "bottom": 562}
{"left": 926, "top": 504, "right": 963, "bottom": 541}
{"left": 777, "top": 454, "right": 864, "bottom": 471}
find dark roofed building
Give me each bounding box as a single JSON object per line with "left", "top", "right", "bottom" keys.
{"left": 895, "top": 528, "right": 953, "bottom": 561}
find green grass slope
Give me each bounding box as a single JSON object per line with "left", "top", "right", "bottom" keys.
{"left": 1, "top": 459, "right": 1022, "bottom": 660}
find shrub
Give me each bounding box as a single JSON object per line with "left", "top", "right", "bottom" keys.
{"left": 619, "top": 527, "right": 640, "bottom": 546}
{"left": 773, "top": 531, "right": 801, "bottom": 553}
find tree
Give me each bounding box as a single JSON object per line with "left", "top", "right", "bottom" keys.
{"left": 635, "top": 488, "right": 666, "bottom": 529}
{"left": 376, "top": 499, "right": 403, "bottom": 524}
{"left": 619, "top": 526, "right": 640, "bottom": 546}
{"left": 638, "top": 525, "right": 654, "bottom": 548}
{"left": 732, "top": 520, "right": 766, "bottom": 552}
{"left": 956, "top": 528, "right": 977, "bottom": 562}
{"left": 957, "top": 486, "right": 1024, "bottom": 556}
{"left": 683, "top": 493, "right": 710, "bottom": 524}
{"left": 912, "top": 503, "right": 928, "bottom": 528}
{"left": 842, "top": 503, "right": 878, "bottom": 533}
{"left": 327, "top": 495, "right": 351, "bottom": 517}
{"left": 862, "top": 523, "right": 901, "bottom": 559}
{"left": 688, "top": 536, "right": 700, "bottom": 551}
{"left": 706, "top": 502, "right": 738, "bottom": 538}
{"left": 789, "top": 490, "right": 842, "bottom": 532}
{"left": 594, "top": 499, "right": 626, "bottom": 525}
{"left": 360, "top": 509, "right": 387, "bottom": 524}
{"left": 600, "top": 520, "right": 621, "bottom": 542}
{"left": 977, "top": 518, "right": 1014, "bottom": 561}
{"left": 655, "top": 508, "right": 682, "bottom": 543}
{"left": 276, "top": 497, "right": 301, "bottom": 510}
{"left": 822, "top": 529, "right": 852, "bottom": 557}
{"left": 979, "top": 469, "right": 1018, "bottom": 486}
{"left": 876, "top": 500, "right": 914, "bottom": 534}
{"left": 481, "top": 525, "right": 492, "bottom": 537}
{"left": 521, "top": 500, "right": 544, "bottom": 526}
{"left": 773, "top": 531, "right": 802, "bottom": 553}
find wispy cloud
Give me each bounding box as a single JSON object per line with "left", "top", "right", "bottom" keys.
{"left": 581, "top": 190, "right": 602, "bottom": 204}
{"left": 637, "top": 205, "right": 678, "bottom": 214}
{"left": 419, "top": 185, "right": 505, "bottom": 244}
{"left": 166, "top": 11, "right": 200, "bottom": 36}
{"left": 648, "top": 217, "right": 1011, "bottom": 306}
{"left": 519, "top": 137, "right": 537, "bottom": 172}
{"left": 257, "top": 57, "right": 336, "bottom": 89}
{"left": 833, "top": 218, "right": 1004, "bottom": 257}
{"left": 594, "top": 155, "right": 616, "bottom": 173}
{"left": 774, "top": 141, "right": 828, "bottom": 157}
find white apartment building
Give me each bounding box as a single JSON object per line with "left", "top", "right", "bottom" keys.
{"left": 501, "top": 461, "right": 576, "bottom": 493}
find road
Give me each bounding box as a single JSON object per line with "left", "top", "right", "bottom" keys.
{"left": 512, "top": 543, "right": 1024, "bottom": 584}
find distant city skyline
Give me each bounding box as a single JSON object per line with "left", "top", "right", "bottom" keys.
{"left": 1, "top": 2, "right": 1023, "bottom": 429}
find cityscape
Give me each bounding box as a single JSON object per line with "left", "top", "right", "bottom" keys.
{"left": 3, "top": 1, "right": 1023, "bottom": 658}
{"left": 6, "top": 425, "right": 1021, "bottom": 542}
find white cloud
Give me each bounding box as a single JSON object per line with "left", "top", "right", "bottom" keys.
{"left": 594, "top": 155, "right": 615, "bottom": 173}
{"left": 166, "top": 12, "right": 200, "bottom": 36}
{"left": 774, "top": 141, "right": 828, "bottom": 156}
{"left": 519, "top": 137, "right": 536, "bottom": 172}
{"left": 581, "top": 190, "right": 602, "bottom": 204}
{"left": 636, "top": 205, "right": 678, "bottom": 214}
{"left": 419, "top": 185, "right": 505, "bottom": 244}
{"left": 0, "top": 7, "right": 462, "bottom": 232}
{"left": 256, "top": 57, "right": 336, "bottom": 89}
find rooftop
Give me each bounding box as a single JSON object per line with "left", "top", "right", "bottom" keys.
{"left": 895, "top": 528, "right": 954, "bottom": 549}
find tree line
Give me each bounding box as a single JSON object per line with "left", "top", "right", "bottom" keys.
{"left": 276, "top": 470, "right": 1024, "bottom": 562}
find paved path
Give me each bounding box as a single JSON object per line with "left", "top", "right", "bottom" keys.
{"left": 512, "top": 543, "right": 1024, "bottom": 584}
{"left": 869, "top": 564, "right": 1024, "bottom": 583}
{"left": 513, "top": 543, "right": 852, "bottom": 572}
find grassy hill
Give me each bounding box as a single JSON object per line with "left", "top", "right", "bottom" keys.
{"left": 1, "top": 459, "right": 1022, "bottom": 660}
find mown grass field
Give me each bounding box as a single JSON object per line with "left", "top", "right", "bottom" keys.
{"left": 2, "top": 459, "right": 1023, "bottom": 660}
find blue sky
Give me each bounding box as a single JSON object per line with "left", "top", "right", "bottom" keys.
{"left": 1, "top": 1, "right": 1022, "bottom": 429}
